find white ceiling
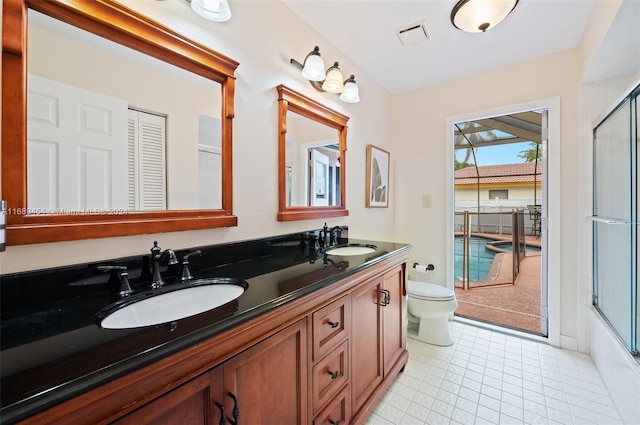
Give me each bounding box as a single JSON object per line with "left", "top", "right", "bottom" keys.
{"left": 282, "top": 0, "right": 597, "bottom": 94}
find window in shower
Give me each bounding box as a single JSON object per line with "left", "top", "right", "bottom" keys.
{"left": 592, "top": 83, "right": 639, "bottom": 355}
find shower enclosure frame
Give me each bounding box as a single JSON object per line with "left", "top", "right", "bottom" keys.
{"left": 592, "top": 83, "right": 639, "bottom": 355}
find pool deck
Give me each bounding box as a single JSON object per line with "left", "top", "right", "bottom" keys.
{"left": 454, "top": 233, "right": 543, "bottom": 335}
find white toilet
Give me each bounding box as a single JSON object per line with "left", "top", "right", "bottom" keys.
{"left": 407, "top": 280, "right": 458, "bottom": 346}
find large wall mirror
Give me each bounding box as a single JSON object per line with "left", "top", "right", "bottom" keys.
{"left": 277, "top": 85, "right": 349, "bottom": 221}
{"left": 2, "top": 0, "right": 239, "bottom": 245}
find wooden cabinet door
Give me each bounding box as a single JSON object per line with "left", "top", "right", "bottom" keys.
{"left": 350, "top": 277, "right": 383, "bottom": 413}
{"left": 114, "top": 366, "right": 223, "bottom": 425}
{"left": 382, "top": 264, "right": 406, "bottom": 377}
{"left": 223, "top": 319, "right": 308, "bottom": 425}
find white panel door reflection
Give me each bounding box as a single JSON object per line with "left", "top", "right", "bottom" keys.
{"left": 28, "top": 74, "right": 128, "bottom": 213}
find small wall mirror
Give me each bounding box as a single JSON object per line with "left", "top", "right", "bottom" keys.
{"left": 2, "top": 0, "right": 239, "bottom": 245}
{"left": 277, "top": 85, "right": 349, "bottom": 221}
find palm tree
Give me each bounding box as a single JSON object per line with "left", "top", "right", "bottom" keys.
{"left": 518, "top": 142, "right": 542, "bottom": 162}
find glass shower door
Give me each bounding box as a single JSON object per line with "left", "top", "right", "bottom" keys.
{"left": 592, "top": 85, "right": 639, "bottom": 354}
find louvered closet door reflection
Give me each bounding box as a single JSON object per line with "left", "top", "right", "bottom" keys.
{"left": 128, "top": 110, "right": 167, "bottom": 210}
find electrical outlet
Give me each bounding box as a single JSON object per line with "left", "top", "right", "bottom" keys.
{"left": 422, "top": 195, "right": 432, "bottom": 208}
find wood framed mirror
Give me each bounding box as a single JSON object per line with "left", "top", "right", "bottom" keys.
{"left": 277, "top": 85, "right": 349, "bottom": 221}
{"left": 2, "top": 0, "right": 239, "bottom": 245}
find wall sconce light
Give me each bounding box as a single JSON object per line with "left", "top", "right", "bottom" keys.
{"left": 450, "top": 0, "right": 518, "bottom": 33}
{"left": 190, "top": 0, "right": 231, "bottom": 22}
{"left": 290, "top": 46, "right": 360, "bottom": 103}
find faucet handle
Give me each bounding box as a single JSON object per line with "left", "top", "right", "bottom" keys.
{"left": 97, "top": 265, "right": 134, "bottom": 297}
{"left": 183, "top": 250, "right": 202, "bottom": 262}
{"left": 181, "top": 250, "right": 202, "bottom": 282}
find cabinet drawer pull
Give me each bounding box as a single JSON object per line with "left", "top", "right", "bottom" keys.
{"left": 327, "top": 370, "right": 340, "bottom": 379}
{"left": 215, "top": 402, "right": 227, "bottom": 425}
{"left": 379, "top": 289, "right": 391, "bottom": 306}
{"left": 327, "top": 320, "right": 340, "bottom": 328}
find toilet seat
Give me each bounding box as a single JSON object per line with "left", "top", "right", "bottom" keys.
{"left": 407, "top": 280, "right": 455, "bottom": 301}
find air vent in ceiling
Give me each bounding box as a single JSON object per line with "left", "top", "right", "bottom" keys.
{"left": 396, "top": 21, "right": 431, "bottom": 46}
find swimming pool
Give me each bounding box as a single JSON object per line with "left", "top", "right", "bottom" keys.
{"left": 454, "top": 236, "right": 496, "bottom": 281}
{"left": 455, "top": 236, "right": 541, "bottom": 281}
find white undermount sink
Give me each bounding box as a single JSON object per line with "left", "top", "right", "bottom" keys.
{"left": 325, "top": 244, "right": 377, "bottom": 256}
{"left": 98, "top": 278, "right": 247, "bottom": 329}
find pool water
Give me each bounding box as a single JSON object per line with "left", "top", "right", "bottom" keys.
{"left": 455, "top": 236, "right": 542, "bottom": 281}
{"left": 454, "top": 236, "right": 496, "bottom": 281}
{"left": 496, "top": 242, "right": 541, "bottom": 253}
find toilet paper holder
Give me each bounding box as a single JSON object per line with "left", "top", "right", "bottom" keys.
{"left": 413, "top": 262, "right": 434, "bottom": 271}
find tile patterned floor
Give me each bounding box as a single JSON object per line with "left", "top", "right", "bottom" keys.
{"left": 366, "top": 321, "right": 623, "bottom": 425}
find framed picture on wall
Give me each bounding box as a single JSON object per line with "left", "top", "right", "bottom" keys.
{"left": 366, "top": 144, "right": 390, "bottom": 208}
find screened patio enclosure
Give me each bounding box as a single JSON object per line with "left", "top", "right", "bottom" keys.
{"left": 454, "top": 110, "right": 545, "bottom": 288}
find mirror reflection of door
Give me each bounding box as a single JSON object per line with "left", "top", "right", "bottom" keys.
{"left": 285, "top": 108, "right": 342, "bottom": 207}
{"left": 28, "top": 74, "right": 130, "bottom": 211}
{"left": 310, "top": 148, "right": 329, "bottom": 206}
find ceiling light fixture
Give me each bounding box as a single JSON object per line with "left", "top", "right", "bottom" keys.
{"left": 290, "top": 46, "right": 360, "bottom": 104}
{"left": 190, "top": 0, "right": 232, "bottom": 22}
{"left": 450, "top": 0, "right": 518, "bottom": 33}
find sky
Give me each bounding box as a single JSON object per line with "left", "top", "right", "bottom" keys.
{"left": 455, "top": 141, "right": 534, "bottom": 166}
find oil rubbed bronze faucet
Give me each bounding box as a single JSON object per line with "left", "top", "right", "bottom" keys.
{"left": 150, "top": 241, "right": 178, "bottom": 289}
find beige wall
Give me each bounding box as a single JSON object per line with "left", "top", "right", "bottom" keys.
{"left": 0, "top": 1, "right": 396, "bottom": 273}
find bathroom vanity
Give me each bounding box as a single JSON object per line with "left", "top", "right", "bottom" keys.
{"left": 0, "top": 233, "right": 411, "bottom": 424}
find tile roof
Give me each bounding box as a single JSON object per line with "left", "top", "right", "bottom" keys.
{"left": 455, "top": 162, "right": 541, "bottom": 185}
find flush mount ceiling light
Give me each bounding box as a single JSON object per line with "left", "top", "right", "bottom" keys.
{"left": 290, "top": 46, "right": 360, "bottom": 104}
{"left": 451, "top": 0, "right": 518, "bottom": 33}
{"left": 190, "top": 0, "right": 231, "bottom": 22}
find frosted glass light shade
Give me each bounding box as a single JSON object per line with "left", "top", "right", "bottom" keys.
{"left": 339, "top": 79, "right": 360, "bottom": 103}
{"left": 301, "top": 54, "right": 326, "bottom": 81}
{"left": 451, "top": 0, "right": 518, "bottom": 33}
{"left": 191, "top": 0, "right": 232, "bottom": 22}
{"left": 322, "top": 63, "right": 344, "bottom": 93}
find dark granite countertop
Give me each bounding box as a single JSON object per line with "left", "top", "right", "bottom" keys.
{"left": 0, "top": 232, "right": 411, "bottom": 424}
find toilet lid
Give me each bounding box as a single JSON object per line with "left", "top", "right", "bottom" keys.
{"left": 407, "top": 280, "right": 456, "bottom": 301}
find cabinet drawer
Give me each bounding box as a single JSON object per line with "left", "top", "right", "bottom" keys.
{"left": 313, "top": 385, "right": 351, "bottom": 425}
{"left": 312, "top": 295, "right": 350, "bottom": 361}
{"left": 312, "top": 340, "right": 349, "bottom": 414}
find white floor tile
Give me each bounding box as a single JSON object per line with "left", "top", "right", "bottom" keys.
{"left": 406, "top": 401, "right": 431, "bottom": 421}
{"left": 479, "top": 394, "right": 501, "bottom": 412}
{"left": 426, "top": 410, "right": 451, "bottom": 425}
{"left": 451, "top": 407, "right": 476, "bottom": 424}
{"left": 476, "top": 405, "right": 501, "bottom": 424}
{"left": 368, "top": 321, "right": 622, "bottom": 425}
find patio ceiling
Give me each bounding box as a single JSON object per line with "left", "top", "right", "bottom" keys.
{"left": 454, "top": 111, "right": 542, "bottom": 150}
